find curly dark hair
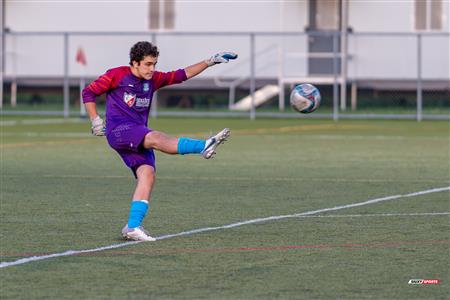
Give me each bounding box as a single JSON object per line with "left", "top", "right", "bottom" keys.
{"left": 129, "top": 41, "right": 159, "bottom": 65}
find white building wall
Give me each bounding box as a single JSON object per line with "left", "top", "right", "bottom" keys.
{"left": 5, "top": 1, "right": 307, "bottom": 32}
{"left": 4, "top": 1, "right": 308, "bottom": 79}
{"left": 347, "top": 0, "right": 449, "bottom": 80}
{"left": 3, "top": 0, "right": 449, "bottom": 81}
{"left": 175, "top": 0, "right": 306, "bottom": 32}
{"left": 448, "top": 0, "right": 450, "bottom": 31}
{"left": 161, "top": 1, "right": 307, "bottom": 78}
{"left": 5, "top": 1, "right": 149, "bottom": 31}
{"left": 349, "top": 1, "right": 414, "bottom": 32}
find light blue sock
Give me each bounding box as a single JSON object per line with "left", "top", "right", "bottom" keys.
{"left": 127, "top": 200, "right": 149, "bottom": 228}
{"left": 177, "top": 137, "right": 206, "bottom": 155}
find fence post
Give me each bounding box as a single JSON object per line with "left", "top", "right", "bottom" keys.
{"left": 278, "top": 38, "right": 285, "bottom": 111}
{"left": 150, "top": 33, "right": 158, "bottom": 119}
{"left": 0, "top": 4, "right": 4, "bottom": 110}
{"left": 250, "top": 33, "right": 256, "bottom": 120}
{"left": 340, "top": 0, "right": 348, "bottom": 111}
{"left": 63, "top": 33, "right": 70, "bottom": 118}
{"left": 416, "top": 33, "right": 422, "bottom": 122}
{"left": 0, "top": 33, "right": 3, "bottom": 110}
{"left": 228, "top": 85, "right": 235, "bottom": 109}
{"left": 332, "top": 32, "right": 339, "bottom": 121}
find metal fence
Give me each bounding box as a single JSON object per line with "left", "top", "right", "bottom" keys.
{"left": 1, "top": 31, "right": 449, "bottom": 120}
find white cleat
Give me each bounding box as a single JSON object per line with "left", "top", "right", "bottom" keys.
{"left": 201, "top": 128, "right": 230, "bottom": 159}
{"left": 121, "top": 225, "right": 156, "bottom": 242}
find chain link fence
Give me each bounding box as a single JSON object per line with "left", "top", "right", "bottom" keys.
{"left": 1, "top": 31, "right": 449, "bottom": 120}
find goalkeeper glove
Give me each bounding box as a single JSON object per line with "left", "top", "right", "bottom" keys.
{"left": 205, "top": 51, "right": 238, "bottom": 67}
{"left": 91, "top": 115, "right": 105, "bottom": 136}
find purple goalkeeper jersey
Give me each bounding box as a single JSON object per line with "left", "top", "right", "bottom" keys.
{"left": 82, "top": 66, "right": 187, "bottom": 134}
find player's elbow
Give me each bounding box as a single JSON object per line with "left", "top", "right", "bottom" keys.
{"left": 82, "top": 87, "right": 96, "bottom": 103}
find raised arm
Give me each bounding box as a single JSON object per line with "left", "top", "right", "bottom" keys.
{"left": 184, "top": 61, "right": 209, "bottom": 79}
{"left": 185, "top": 51, "right": 238, "bottom": 79}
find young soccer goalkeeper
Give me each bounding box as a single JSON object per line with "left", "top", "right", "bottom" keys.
{"left": 82, "top": 41, "right": 237, "bottom": 241}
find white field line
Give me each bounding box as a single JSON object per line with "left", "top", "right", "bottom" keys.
{"left": 156, "top": 186, "right": 450, "bottom": 240}
{"left": 1, "top": 186, "right": 449, "bottom": 269}
{"left": 293, "top": 212, "right": 450, "bottom": 218}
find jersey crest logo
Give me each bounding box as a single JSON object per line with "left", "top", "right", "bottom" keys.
{"left": 124, "top": 92, "right": 136, "bottom": 107}
{"left": 143, "top": 83, "right": 149, "bottom": 92}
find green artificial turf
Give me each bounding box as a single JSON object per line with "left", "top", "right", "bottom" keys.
{"left": 1, "top": 117, "right": 449, "bottom": 299}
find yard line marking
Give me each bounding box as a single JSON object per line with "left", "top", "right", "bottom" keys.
{"left": 0, "top": 242, "right": 140, "bottom": 269}
{"left": 289, "top": 212, "right": 450, "bottom": 218}
{"left": 1, "top": 186, "right": 449, "bottom": 269}
{"left": 156, "top": 186, "right": 450, "bottom": 240}
{"left": 2, "top": 212, "right": 448, "bottom": 259}
{"left": 3, "top": 213, "right": 449, "bottom": 258}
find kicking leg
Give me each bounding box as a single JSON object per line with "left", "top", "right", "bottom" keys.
{"left": 142, "top": 131, "right": 179, "bottom": 154}
{"left": 142, "top": 129, "right": 230, "bottom": 158}
{"left": 200, "top": 128, "right": 231, "bottom": 159}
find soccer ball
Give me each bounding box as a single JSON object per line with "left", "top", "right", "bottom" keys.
{"left": 290, "top": 83, "right": 321, "bottom": 113}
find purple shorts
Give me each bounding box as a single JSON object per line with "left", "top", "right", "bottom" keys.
{"left": 106, "top": 123, "right": 155, "bottom": 177}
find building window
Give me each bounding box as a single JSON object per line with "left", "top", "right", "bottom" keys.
{"left": 149, "top": 0, "right": 175, "bottom": 30}
{"left": 164, "top": 0, "right": 175, "bottom": 29}
{"left": 415, "top": 0, "right": 442, "bottom": 31}
{"left": 315, "top": 0, "right": 340, "bottom": 31}
{"left": 149, "top": 0, "right": 160, "bottom": 30}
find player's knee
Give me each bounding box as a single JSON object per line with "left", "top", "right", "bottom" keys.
{"left": 136, "top": 165, "right": 155, "bottom": 183}
{"left": 141, "top": 171, "right": 155, "bottom": 185}
{"left": 143, "top": 131, "right": 161, "bottom": 149}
